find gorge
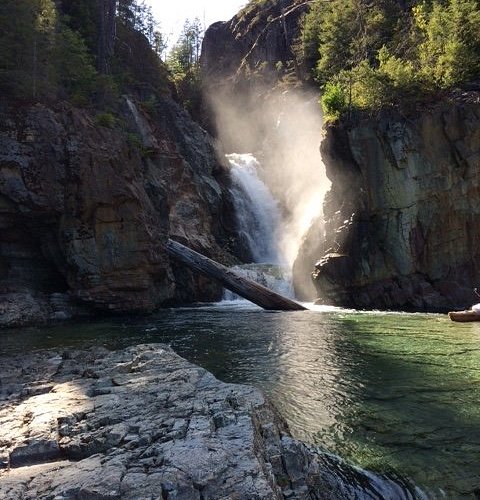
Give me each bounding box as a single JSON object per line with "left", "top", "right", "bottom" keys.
{"left": 3, "top": 0, "right": 479, "bottom": 322}
{"left": 2, "top": 0, "right": 480, "bottom": 498}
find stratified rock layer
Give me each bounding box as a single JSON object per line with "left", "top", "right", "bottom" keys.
{"left": 0, "top": 97, "right": 236, "bottom": 326}
{"left": 297, "top": 98, "right": 480, "bottom": 311}
{"left": 0, "top": 344, "right": 417, "bottom": 499}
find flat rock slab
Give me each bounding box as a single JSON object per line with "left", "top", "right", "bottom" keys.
{"left": 0, "top": 344, "right": 415, "bottom": 499}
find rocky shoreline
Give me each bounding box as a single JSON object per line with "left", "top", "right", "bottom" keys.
{"left": 0, "top": 344, "right": 417, "bottom": 499}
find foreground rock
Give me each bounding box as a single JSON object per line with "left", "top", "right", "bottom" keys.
{"left": 0, "top": 344, "right": 415, "bottom": 499}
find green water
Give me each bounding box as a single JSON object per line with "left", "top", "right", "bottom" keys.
{"left": 1, "top": 304, "right": 479, "bottom": 498}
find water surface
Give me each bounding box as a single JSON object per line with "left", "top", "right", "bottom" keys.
{"left": 1, "top": 304, "right": 479, "bottom": 498}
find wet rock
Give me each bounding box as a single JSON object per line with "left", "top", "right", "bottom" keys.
{"left": 0, "top": 344, "right": 418, "bottom": 499}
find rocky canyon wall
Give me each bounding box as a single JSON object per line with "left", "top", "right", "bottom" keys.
{"left": 202, "top": 0, "right": 480, "bottom": 312}
{"left": 0, "top": 96, "right": 237, "bottom": 327}
{"left": 296, "top": 97, "right": 480, "bottom": 311}
{"left": 201, "top": 0, "right": 310, "bottom": 152}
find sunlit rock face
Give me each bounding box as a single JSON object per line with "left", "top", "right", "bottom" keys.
{"left": 200, "top": 0, "right": 312, "bottom": 153}
{"left": 201, "top": 0, "right": 309, "bottom": 92}
{"left": 0, "top": 344, "right": 422, "bottom": 499}
{"left": 301, "top": 97, "right": 480, "bottom": 311}
{"left": 0, "top": 97, "right": 237, "bottom": 326}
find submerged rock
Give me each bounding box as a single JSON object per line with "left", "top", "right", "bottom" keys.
{"left": 0, "top": 344, "right": 419, "bottom": 499}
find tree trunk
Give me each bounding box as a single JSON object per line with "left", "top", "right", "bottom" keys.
{"left": 97, "top": 0, "right": 117, "bottom": 73}
{"left": 166, "top": 239, "right": 307, "bottom": 311}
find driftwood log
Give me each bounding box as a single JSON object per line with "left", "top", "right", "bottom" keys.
{"left": 166, "top": 239, "right": 307, "bottom": 311}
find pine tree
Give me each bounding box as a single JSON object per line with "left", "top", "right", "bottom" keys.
{"left": 167, "top": 18, "right": 204, "bottom": 116}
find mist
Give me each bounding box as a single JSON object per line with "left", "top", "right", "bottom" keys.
{"left": 207, "top": 85, "right": 331, "bottom": 269}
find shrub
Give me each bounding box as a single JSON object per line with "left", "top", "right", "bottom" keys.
{"left": 95, "top": 112, "right": 117, "bottom": 128}
{"left": 321, "top": 82, "right": 348, "bottom": 120}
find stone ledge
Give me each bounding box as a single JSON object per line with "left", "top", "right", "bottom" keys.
{"left": 0, "top": 344, "right": 416, "bottom": 499}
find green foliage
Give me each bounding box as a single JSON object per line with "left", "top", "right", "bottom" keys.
{"left": 167, "top": 18, "right": 203, "bottom": 74}
{"left": 301, "top": 1, "right": 323, "bottom": 74}
{"left": 305, "top": 0, "right": 401, "bottom": 85}
{"left": 329, "top": 48, "right": 420, "bottom": 112}
{"left": 112, "top": 21, "right": 170, "bottom": 96}
{"left": 413, "top": 0, "right": 480, "bottom": 88}
{"left": 54, "top": 23, "right": 97, "bottom": 97}
{"left": 117, "top": 0, "right": 159, "bottom": 47}
{"left": 0, "top": 0, "right": 57, "bottom": 99}
{"left": 0, "top": 0, "right": 169, "bottom": 104}
{"left": 152, "top": 31, "right": 168, "bottom": 60}
{"left": 139, "top": 96, "right": 157, "bottom": 114}
{"left": 95, "top": 111, "right": 117, "bottom": 128}
{"left": 303, "top": 0, "right": 480, "bottom": 117}
{"left": 58, "top": 0, "right": 98, "bottom": 53}
{"left": 126, "top": 132, "right": 143, "bottom": 148}
{"left": 167, "top": 18, "right": 204, "bottom": 116}
{"left": 321, "top": 82, "right": 348, "bottom": 120}
{"left": 126, "top": 132, "right": 155, "bottom": 158}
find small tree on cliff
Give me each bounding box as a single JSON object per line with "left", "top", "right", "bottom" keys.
{"left": 167, "top": 18, "right": 204, "bottom": 116}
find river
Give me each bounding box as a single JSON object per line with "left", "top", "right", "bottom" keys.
{"left": 1, "top": 303, "right": 479, "bottom": 498}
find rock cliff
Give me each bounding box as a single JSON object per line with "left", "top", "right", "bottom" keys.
{"left": 296, "top": 96, "right": 480, "bottom": 311}
{"left": 201, "top": 0, "right": 311, "bottom": 153}
{"left": 0, "top": 96, "right": 237, "bottom": 327}
{"left": 201, "top": 0, "right": 309, "bottom": 89}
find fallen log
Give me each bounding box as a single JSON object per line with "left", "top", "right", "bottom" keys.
{"left": 166, "top": 239, "right": 307, "bottom": 311}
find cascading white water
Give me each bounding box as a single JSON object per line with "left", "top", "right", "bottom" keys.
{"left": 226, "top": 153, "right": 283, "bottom": 264}
{"left": 224, "top": 153, "right": 293, "bottom": 301}
{"left": 209, "top": 88, "right": 332, "bottom": 301}
{"left": 222, "top": 263, "right": 294, "bottom": 301}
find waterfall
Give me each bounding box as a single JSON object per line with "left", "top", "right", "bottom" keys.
{"left": 227, "top": 153, "right": 283, "bottom": 264}
{"left": 224, "top": 153, "right": 293, "bottom": 301}
{"left": 124, "top": 96, "right": 159, "bottom": 150}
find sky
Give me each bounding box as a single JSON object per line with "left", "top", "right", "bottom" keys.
{"left": 146, "top": 0, "right": 247, "bottom": 48}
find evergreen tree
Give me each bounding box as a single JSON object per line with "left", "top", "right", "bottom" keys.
{"left": 167, "top": 18, "right": 203, "bottom": 74}
{"left": 302, "top": 0, "right": 480, "bottom": 117}
{"left": 153, "top": 31, "right": 168, "bottom": 60}
{"left": 167, "top": 18, "right": 204, "bottom": 116}
{"left": 117, "top": 0, "right": 158, "bottom": 45}
{"left": 54, "top": 23, "right": 97, "bottom": 99}
{"left": 97, "top": 0, "right": 116, "bottom": 73}
{"left": 0, "top": 0, "right": 57, "bottom": 99}
{"left": 58, "top": 0, "right": 98, "bottom": 52}
{"left": 414, "top": 0, "right": 480, "bottom": 88}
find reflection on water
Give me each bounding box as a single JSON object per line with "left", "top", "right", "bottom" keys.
{"left": 1, "top": 305, "right": 480, "bottom": 497}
